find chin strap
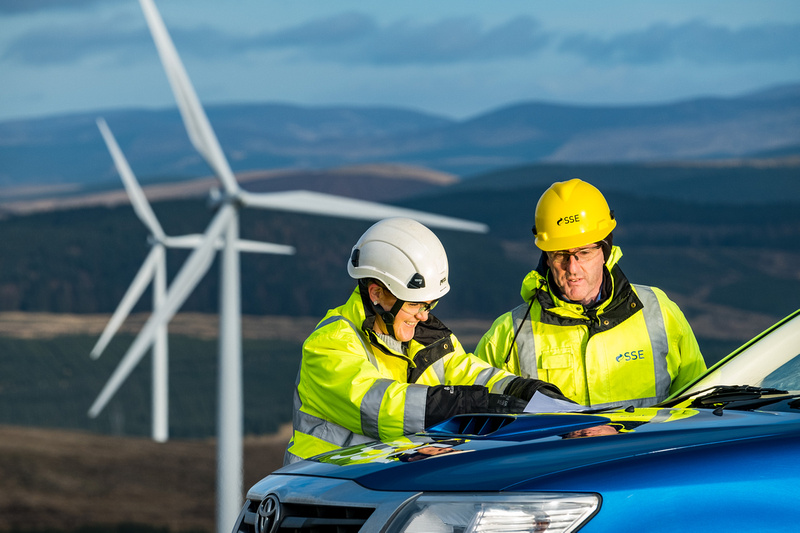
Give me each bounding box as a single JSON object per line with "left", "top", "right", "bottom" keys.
{"left": 369, "top": 297, "right": 405, "bottom": 340}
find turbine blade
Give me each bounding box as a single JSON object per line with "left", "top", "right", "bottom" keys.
{"left": 90, "top": 245, "right": 164, "bottom": 359}
{"left": 96, "top": 118, "right": 166, "bottom": 239}
{"left": 162, "top": 234, "right": 207, "bottom": 248}
{"left": 138, "top": 0, "right": 239, "bottom": 195}
{"left": 235, "top": 240, "right": 295, "bottom": 255}
{"left": 163, "top": 234, "right": 294, "bottom": 255}
{"left": 88, "top": 204, "right": 236, "bottom": 418}
{"left": 239, "top": 190, "right": 489, "bottom": 233}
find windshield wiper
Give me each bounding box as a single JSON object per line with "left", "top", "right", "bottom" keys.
{"left": 683, "top": 385, "right": 800, "bottom": 415}
{"left": 693, "top": 385, "right": 790, "bottom": 407}
{"left": 665, "top": 385, "right": 769, "bottom": 407}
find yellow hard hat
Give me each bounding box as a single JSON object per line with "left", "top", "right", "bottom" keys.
{"left": 532, "top": 178, "right": 616, "bottom": 251}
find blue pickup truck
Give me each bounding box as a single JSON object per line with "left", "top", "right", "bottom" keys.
{"left": 233, "top": 310, "right": 800, "bottom": 533}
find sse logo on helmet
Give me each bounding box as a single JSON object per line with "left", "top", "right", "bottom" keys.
{"left": 557, "top": 214, "right": 581, "bottom": 226}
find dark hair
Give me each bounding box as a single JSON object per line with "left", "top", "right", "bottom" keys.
{"left": 599, "top": 232, "right": 614, "bottom": 262}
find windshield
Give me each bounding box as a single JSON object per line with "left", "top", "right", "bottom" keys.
{"left": 679, "top": 311, "right": 800, "bottom": 396}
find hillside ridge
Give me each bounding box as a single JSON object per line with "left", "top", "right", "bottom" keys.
{"left": 0, "top": 162, "right": 456, "bottom": 215}
{"left": 1, "top": 81, "right": 797, "bottom": 187}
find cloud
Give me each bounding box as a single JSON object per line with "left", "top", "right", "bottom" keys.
{"left": 258, "top": 12, "right": 376, "bottom": 47}
{"left": 170, "top": 12, "right": 378, "bottom": 59}
{"left": 2, "top": 21, "right": 149, "bottom": 65}
{"left": 342, "top": 15, "right": 550, "bottom": 65}
{"left": 258, "top": 13, "right": 550, "bottom": 65}
{"left": 0, "top": 0, "right": 109, "bottom": 14}
{"left": 560, "top": 20, "right": 800, "bottom": 65}
{"left": 2, "top": 11, "right": 551, "bottom": 67}
{"left": 10, "top": 12, "right": 797, "bottom": 70}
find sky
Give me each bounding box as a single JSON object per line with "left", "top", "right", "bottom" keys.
{"left": 1, "top": 0, "right": 799, "bottom": 123}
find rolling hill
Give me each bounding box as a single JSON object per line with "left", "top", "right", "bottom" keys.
{"left": 1, "top": 82, "right": 798, "bottom": 193}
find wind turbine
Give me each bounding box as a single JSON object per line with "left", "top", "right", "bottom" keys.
{"left": 89, "top": 1, "right": 489, "bottom": 532}
{"left": 92, "top": 117, "right": 293, "bottom": 443}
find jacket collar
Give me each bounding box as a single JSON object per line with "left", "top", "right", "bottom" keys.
{"left": 340, "top": 285, "right": 453, "bottom": 353}
{"left": 520, "top": 246, "right": 643, "bottom": 332}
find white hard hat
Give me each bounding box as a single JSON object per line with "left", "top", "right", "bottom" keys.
{"left": 348, "top": 218, "right": 450, "bottom": 302}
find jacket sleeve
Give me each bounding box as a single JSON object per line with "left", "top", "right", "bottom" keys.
{"left": 298, "top": 319, "right": 428, "bottom": 441}
{"left": 424, "top": 386, "right": 531, "bottom": 427}
{"left": 439, "top": 333, "right": 519, "bottom": 394}
{"left": 657, "top": 291, "right": 708, "bottom": 394}
{"left": 474, "top": 311, "right": 522, "bottom": 376}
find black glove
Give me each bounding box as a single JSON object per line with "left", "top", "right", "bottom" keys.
{"left": 424, "top": 385, "right": 490, "bottom": 427}
{"left": 504, "top": 377, "right": 577, "bottom": 404}
{"left": 487, "top": 393, "right": 528, "bottom": 414}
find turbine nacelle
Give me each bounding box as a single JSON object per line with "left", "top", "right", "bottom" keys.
{"left": 207, "top": 186, "right": 241, "bottom": 209}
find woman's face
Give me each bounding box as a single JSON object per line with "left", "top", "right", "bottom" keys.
{"left": 371, "top": 284, "right": 432, "bottom": 342}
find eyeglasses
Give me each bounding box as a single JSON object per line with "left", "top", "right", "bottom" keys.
{"left": 402, "top": 300, "right": 439, "bottom": 315}
{"left": 548, "top": 244, "right": 603, "bottom": 265}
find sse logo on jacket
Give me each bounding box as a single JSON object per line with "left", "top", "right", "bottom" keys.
{"left": 616, "top": 350, "right": 645, "bottom": 363}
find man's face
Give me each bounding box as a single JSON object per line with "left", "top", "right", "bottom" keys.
{"left": 546, "top": 244, "right": 605, "bottom": 305}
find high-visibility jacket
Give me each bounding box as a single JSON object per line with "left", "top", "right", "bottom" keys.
{"left": 285, "top": 286, "right": 518, "bottom": 464}
{"left": 475, "top": 246, "right": 706, "bottom": 408}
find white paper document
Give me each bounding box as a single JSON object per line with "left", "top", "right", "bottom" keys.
{"left": 524, "top": 391, "right": 590, "bottom": 413}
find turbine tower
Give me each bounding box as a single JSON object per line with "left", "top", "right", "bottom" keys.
{"left": 89, "top": 1, "right": 489, "bottom": 532}
{"left": 92, "top": 117, "right": 293, "bottom": 442}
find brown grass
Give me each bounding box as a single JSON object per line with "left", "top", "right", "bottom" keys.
{"left": 0, "top": 423, "right": 291, "bottom": 532}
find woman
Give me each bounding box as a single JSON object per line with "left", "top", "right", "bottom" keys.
{"left": 284, "top": 217, "right": 568, "bottom": 464}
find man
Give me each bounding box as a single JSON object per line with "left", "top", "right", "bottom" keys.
{"left": 285, "top": 217, "right": 567, "bottom": 464}
{"left": 475, "top": 179, "right": 706, "bottom": 408}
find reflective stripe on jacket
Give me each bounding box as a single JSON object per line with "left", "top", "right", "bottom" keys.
{"left": 285, "top": 286, "right": 517, "bottom": 464}
{"left": 475, "top": 246, "right": 706, "bottom": 408}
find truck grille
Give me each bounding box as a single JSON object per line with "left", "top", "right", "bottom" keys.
{"left": 236, "top": 497, "right": 375, "bottom": 533}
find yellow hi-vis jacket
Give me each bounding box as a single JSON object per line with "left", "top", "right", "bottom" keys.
{"left": 284, "top": 286, "right": 518, "bottom": 464}
{"left": 475, "top": 246, "right": 706, "bottom": 409}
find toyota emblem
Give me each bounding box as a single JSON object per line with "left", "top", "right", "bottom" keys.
{"left": 255, "top": 494, "right": 281, "bottom": 533}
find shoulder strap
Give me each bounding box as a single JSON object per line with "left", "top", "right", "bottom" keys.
{"left": 506, "top": 299, "right": 535, "bottom": 365}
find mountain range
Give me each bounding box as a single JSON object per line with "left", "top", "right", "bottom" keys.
{"left": 1, "top": 82, "right": 798, "bottom": 198}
